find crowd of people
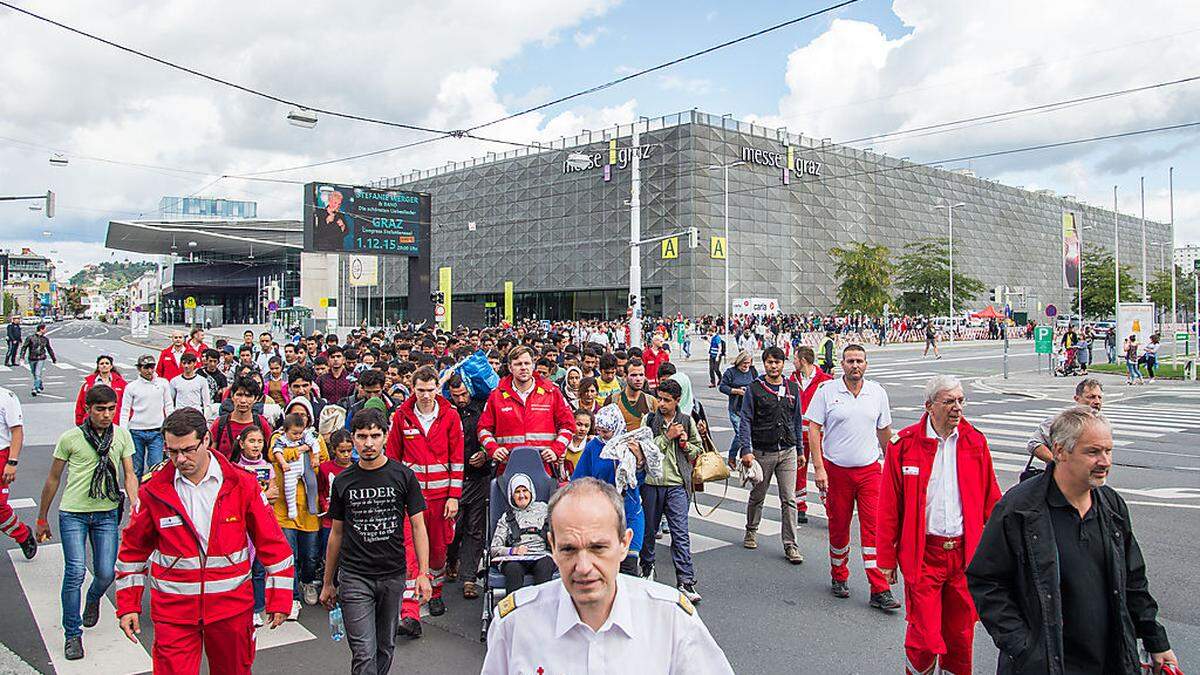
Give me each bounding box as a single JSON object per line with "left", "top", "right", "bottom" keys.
{"left": 0, "top": 316, "right": 1184, "bottom": 674}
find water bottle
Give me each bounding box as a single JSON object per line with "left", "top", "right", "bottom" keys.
{"left": 329, "top": 605, "right": 345, "bottom": 642}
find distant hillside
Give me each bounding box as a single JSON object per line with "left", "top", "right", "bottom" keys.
{"left": 69, "top": 260, "right": 156, "bottom": 289}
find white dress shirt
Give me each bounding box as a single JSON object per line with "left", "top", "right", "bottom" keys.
{"left": 924, "top": 418, "right": 963, "bottom": 537}
{"left": 174, "top": 451, "right": 224, "bottom": 551}
{"left": 483, "top": 575, "right": 733, "bottom": 675}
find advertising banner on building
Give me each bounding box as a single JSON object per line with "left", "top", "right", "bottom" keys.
{"left": 1062, "top": 211, "right": 1080, "bottom": 290}
{"left": 303, "top": 183, "right": 430, "bottom": 256}
{"left": 733, "top": 297, "right": 780, "bottom": 316}
{"left": 347, "top": 255, "right": 379, "bottom": 287}
{"left": 1116, "top": 302, "right": 1154, "bottom": 346}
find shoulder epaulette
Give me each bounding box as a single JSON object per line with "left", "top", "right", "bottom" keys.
{"left": 140, "top": 459, "right": 169, "bottom": 483}
{"left": 676, "top": 592, "right": 695, "bottom": 616}
{"left": 497, "top": 592, "right": 518, "bottom": 618}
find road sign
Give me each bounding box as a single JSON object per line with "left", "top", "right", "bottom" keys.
{"left": 1176, "top": 331, "right": 1189, "bottom": 342}
{"left": 1034, "top": 325, "right": 1053, "bottom": 354}
{"left": 1045, "top": 304, "right": 1057, "bottom": 318}
{"left": 267, "top": 301, "right": 278, "bottom": 312}
{"left": 434, "top": 304, "right": 446, "bottom": 320}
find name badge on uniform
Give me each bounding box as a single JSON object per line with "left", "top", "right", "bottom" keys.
{"left": 160, "top": 515, "right": 183, "bottom": 528}
{"left": 902, "top": 466, "right": 919, "bottom": 476}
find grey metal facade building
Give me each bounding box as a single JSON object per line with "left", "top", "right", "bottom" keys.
{"left": 377, "top": 110, "right": 1170, "bottom": 320}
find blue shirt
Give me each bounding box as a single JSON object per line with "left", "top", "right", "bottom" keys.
{"left": 708, "top": 335, "right": 724, "bottom": 359}
{"left": 571, "top": 437, "right": 645, "bottom": 553}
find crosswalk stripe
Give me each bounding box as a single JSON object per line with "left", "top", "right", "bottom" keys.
{"left": 53, "top": 363, "right": 78, "bottom": 370}
{"left": 0, "top": 366, "right": 10, "bottom": 373}
{"left": 114, "top": 363, "right": 135, "bottom": 370}
{"left": 8, "top": 498, "right": 35, "bottom": 509}
{"left": 662, "top": 532, "right": 731, "bottom": 554}
{"left": 1000, "top": 410, "right": 1190, "bottom": 431}
{"left": 9, "top": 543, "right": 154, "bottom": 674}
{"left": 973, "top": 416, "right": 1164, "bottom": 438}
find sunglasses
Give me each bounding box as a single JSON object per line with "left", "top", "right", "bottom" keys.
{"left": 139, "top": 363, "right": 155, "bottom": 369}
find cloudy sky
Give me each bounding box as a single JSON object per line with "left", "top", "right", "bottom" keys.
{"left": 2, "top": 0, "right": 1198, "bottom": 278}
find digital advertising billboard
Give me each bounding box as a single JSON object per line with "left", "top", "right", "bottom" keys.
{"left": 303, "top": 183, "right": 430, "bottom": 256}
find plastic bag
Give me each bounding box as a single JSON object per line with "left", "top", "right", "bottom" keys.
{"left": 457, "top": 350, "right": 499, "bottom": 401}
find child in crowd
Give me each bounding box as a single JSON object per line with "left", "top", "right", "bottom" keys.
{"left": 316, "top": 429, "right": 353, "bottom": 586}
{"left": 489, "top": 474, "right": 555, "bottom": 594}
{"left": 272, "top": 412, "right": 321, "bottom": 520}
{"left": 562, "top": 408, "right": 594, "bottom": 478}
{"left": 233, "top": 425, "right": 278, "bottom": 627}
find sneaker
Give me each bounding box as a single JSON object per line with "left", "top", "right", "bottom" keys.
{"left": 784, "top": 544, "right": 804, "bottom": 565}
{"left": 831, "top": 580, "right": 850, "bottom": 599}
{"left": 462, "top": 581, "right": 480, "bottom": 599}
{"left": 64, "top": 636, "right": 84, "bottom": 661}
{"left": 428, "top": 597, "right": 446, "bottom": 616}
{"left": 19, "top": 534, "right": 37, "bottom": 560}
{"left": 287, "top": 600, "right": 301, "bottom": 621}
{"left": 253, "top": 612, "right": 265, "bottom": 628}
{"left": 742, "top": 530, "right": 757, "bottom": 549}
{"left": 678, "top": 582, "right": 702, "bottom": 604}
{"left": 796, "top": 511, "right": 809, "bottom": 525}
{"left": 397, "top": 617, "right": 422, "bottom": 638}
{"left": 870, "top": 590, "right": 902, "bottom": 612}
{"left": 30, "top": 390, "right": 37, "bottom": 397}
{"left": 82, "top": 599, "right": 100, "bottom": 628}
{"left": 303, "top": 582, "right": 319, "bottom": 606}
{"left": 655, "top": 530, "right": 664, "bottom": 540}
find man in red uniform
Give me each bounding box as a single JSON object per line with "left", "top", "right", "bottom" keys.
{"left": 642, "top": 333, "right": 671, "bottom": 390}
{"left": 156, "top": 331, "right": 187, "bottom": 382}
{"left": 116, "top": 408, "right": 293, "bottom": 675}
{"left": 384, "top": 366, "right": 463, "bottom": 637}
{"left": 877, "top": 375, "right": 1001, "bottom": 674}
{"left": 789, "top": 346, "right": 830, "bottom": 524}
{"left": 477, "top": 346, "right": 574, "bottom": 477}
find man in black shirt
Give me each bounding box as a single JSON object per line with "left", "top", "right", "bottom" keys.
{"left": 320, "top": 408, "right": 430, "bottom": 675}
{"left": 444, "top": 376, "right": 491, "bottom": 599}
{"left": 201, "top": 349, "right": 228, "bottom": 401}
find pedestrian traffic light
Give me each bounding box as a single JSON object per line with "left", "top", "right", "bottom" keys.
{"left": 687, "top": 227, "right": 699, "bottom": 249}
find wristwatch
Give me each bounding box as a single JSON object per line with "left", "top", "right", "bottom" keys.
{"left": 6, "top": 459, "right": 17, "bottom": 467}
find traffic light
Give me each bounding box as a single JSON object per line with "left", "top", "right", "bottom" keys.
{"left": 989, "top": 286, "right": 1004, "bottom": 304}
{"left": 430, "top": 291, "right": 445, "bottom": 305}
{"left": 45, "top": 190, "right": 55, "bottom": 219}
{"left": 628, "top": 293, "right": 638, "bottom": 308}
{"left": 687, "top": 227, "right": 699, "bottom": 249}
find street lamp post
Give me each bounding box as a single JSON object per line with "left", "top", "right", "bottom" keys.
{"left": 1141, "top": 176, "right": 1148, "bottom": 302}
{"left": 934, "top": 202, "right": 966, "bottom": 343}
{"left": 705, "top": 161, "right": 746, "bottom": 336}
{"left": 629, "top": 125, "right": 642, "bottom": 349}
{"left": 1169, "top": 166, "right": 1177, "bottom": 326}
{"left": 1113, "top": 186, "right": 1120, "bottom": 318}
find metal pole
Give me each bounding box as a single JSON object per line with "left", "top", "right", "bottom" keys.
{"left": 1170, "top": 166, "right": 1177, "bottom": 325}
{"left": 381, "top": 256, "right": 386, "bottom": 329}
{"left": 1141, "top": 176, "right": 1147, "bottom": 302}
{"left": 628, "top": 126, "right": 643, "bottom": 349}
{"left": 1113, "top": 186, "right": 1120, "bottom": 316}
{"left": 949, "top": 206, "right": 955, "bottom": 344}
{"left": 1078, "top": 223, "right": 1084, "bottom": 322}
{"left": 723, "top": 164, "right": 730, "bottom": 337}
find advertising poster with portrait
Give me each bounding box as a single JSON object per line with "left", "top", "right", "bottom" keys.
{"left": 1062, "top": 211, "right": 1081, "bottom": 290}
{"left": 303, "top": 183, "right": 430, "bottom": 256}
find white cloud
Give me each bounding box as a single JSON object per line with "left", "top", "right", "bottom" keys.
{"left": 573, "top": 26, "right": 607, "bottom": 48}
{"left": 763, "top": 1, "right": 1200, "bottom": 242}
{"left": 658, "top": 74, "right": 714, "bottom": 95}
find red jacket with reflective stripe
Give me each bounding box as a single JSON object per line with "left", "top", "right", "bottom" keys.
{"left": 790, "top": 368, "right": 832, "bottom": 454}
{"left": 115, "top": 451, "right": 294, "bottom": 625}
{"left": 384, "top": 395, "right": 464, "bottom": 500}
{"left": 477, "top": 375, "right": 575, "bottom": 475}
{"left": 876, "top": 415, "right": 1002, "bottom": 579}
{"left": 156, "top": 346, "right": 185, "bottom": 382}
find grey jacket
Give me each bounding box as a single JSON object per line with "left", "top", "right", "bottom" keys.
{"left": 489, "top": 502, "right": 550, "bottom": 557}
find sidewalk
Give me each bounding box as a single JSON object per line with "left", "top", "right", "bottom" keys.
{"left": 976, "top": 367, "right": 1196, "bottom": 403}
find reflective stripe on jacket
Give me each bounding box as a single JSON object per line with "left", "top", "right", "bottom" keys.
{"left": 384, "top": 394, "right": 464, "bottom": 500}
{"left": 477, "top": 375, "right": 574, "bottom": 475}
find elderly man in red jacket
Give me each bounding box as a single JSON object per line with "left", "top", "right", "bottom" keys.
{"left": 116, "top": 408, "right": 293, "bottom": 675}
{"left": 877, "top": 375, "right": 1001, "bottom": 675}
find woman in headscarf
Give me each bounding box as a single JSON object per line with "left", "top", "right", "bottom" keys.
{"left": 488, "top": 473, "right": 554, "bottom": 594}
{"left": 559, "top": 366, "right": 583, "bottom": 409}
{"left": 571, "top": 404, "right": 645, "bottom": 575}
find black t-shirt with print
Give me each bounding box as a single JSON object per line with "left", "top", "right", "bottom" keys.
{"left": 328, "top": 459, "right": 426, "bottom": 579}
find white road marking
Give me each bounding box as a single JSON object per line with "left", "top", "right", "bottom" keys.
{"left": 8, "top": 498, "right": 35, "bottom": 509}
{"left": 8, "top": 544, "right": 154, "bottom": 675}
{"left": 53, "top": 363, "right": 78, "bottom": 370}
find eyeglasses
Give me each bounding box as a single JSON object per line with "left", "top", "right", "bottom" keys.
{"left": 165, "top": 441, "right": 205, "bottom": 458}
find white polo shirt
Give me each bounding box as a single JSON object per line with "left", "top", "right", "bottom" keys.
{"left": 0, "top": 387, "right": 23, "bottom": 450}
{"left": 804, "top": 377, "right": 891, "bottom": 468}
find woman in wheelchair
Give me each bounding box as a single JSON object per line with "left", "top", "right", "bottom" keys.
{"left": 489, "top": 473, "right": 556, "bottom": 594}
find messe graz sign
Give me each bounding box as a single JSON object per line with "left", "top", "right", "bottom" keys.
{"left": 561, "top": 145, "right": 655, "bottom": 174}
{"left": 740, "top": 146, "right": 821, "bottom": 177}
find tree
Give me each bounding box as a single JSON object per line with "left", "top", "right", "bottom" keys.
{"left": 62, "top": 286, "right": 87, "bottom": 316}
{"left": 1147, "top": 265, "right": 1197, "bottom": 322}
{"left": 893, "top": 237, "right": 986, "bottom": 317}
{"left": 828, "top": 242, "right": 893, "bottom": 315}
{"left": 1076, "top": 245, "right": 1138, "bottom": 319}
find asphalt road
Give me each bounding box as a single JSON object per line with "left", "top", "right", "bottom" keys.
{"left": 1, "top": 321, "right": 1197, "bottom": 674}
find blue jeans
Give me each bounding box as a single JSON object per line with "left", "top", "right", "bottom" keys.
{"left": 727, "top": 411, "right": 742, "bottom": 459}
{"left": 639, "top": 484, "right": 694, "bottom": 585}
{"left": 59, "top": 510, "right": 119, "bottom": 638}
{"left": 129, "top": 429, "right": 163, "bottom": 479}
{"left": 282, "top": 527, "right": 319, "bottom": 600}
{"left": 30, "top": 359, "right": 47, "bottom": 392}
{"left": 251, "top": 557, "right": 266, "bottom": 614}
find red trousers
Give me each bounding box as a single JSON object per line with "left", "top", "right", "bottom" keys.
{"left": 824, "top": 460, "right": 888, "bottom": 594}
{"left": 0, "top": 448, "right": 31, "bottom": 544}
{"left": 794, "top": 446, "right": 809, "bottom": 513}
{"left": 401, "top": 497, "right": 454, "bottom": 620}
{"left": 151, "top": 611, "right": 255, "bottom": 675}
{"left": 903, "top": 537, "right": 975, "bottom": 675}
